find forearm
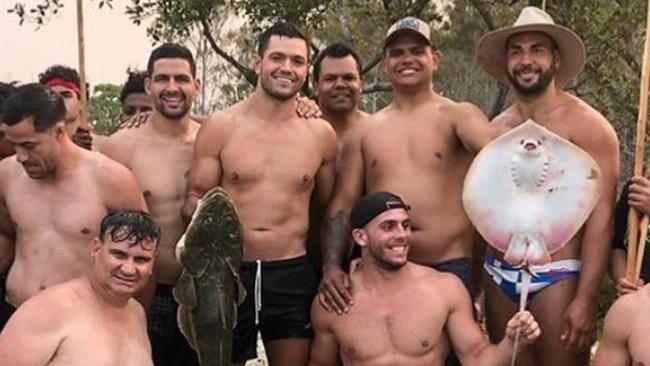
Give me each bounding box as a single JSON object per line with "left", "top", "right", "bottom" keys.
{"left": 472, "top": 339, "right": 514, "bottom": 366}
{"left": 323, "top": 212, "right": 351, "bottom": 267}
{"left": 577, "top": 211, "right": 613, "bottom": 301}
{"left": 610, "top": 249, "right": 627, "bottom": 281}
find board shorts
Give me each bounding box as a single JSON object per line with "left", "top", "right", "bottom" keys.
{"left": 232, "top": 254, "right": 319, "bottom": 363}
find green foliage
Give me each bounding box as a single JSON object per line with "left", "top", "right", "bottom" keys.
{"left": 88, "top": 83, "right": 122, "bottom": 136}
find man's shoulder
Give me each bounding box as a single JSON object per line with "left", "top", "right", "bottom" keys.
{"left": 19, "top": 279, "right": 85, "bottom": 319}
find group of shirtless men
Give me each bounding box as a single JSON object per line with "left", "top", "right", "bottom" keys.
{"left": 0, "top": 5, "right": 642, "bottom": 366}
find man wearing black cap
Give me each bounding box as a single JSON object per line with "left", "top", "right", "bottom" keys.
{"left": 320, "top": 16, "right": 494, "bottom": 313}
{"left": 310, "top": 192, "right": 540, "bottom": 366}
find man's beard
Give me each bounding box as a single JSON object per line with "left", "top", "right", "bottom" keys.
{"left": 507, "top": 66, "right": 555, "bottom": 96}
{"left": 368, "top": 242, "right": 407, "bottom": 271}
{"left": 260, "top": 74, "right": 302, "bottom": 101}
{"left": 155, "top": 92, "right": 190, "bottom": 119}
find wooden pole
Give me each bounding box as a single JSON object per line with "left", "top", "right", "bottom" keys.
{"left": 76, "top": 0, "right": 87, "bottom": 126}
{"left": 627, "top": 0, "right": 650, "bottom": 280}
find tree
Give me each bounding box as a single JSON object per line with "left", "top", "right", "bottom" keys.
{"left": 88, "top": 83, "right": 121, "bottom": 135}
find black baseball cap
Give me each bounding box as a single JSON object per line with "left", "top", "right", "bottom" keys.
{"left": 350, "top": 191, "right": 411, "bottom": 230}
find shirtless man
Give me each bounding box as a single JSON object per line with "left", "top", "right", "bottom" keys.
{"left": 593, "top": 284, "right": 650, "bottom": 366}
{"left": 38, "top": 65, "right": 94, "bottom": 150}
{"left": 0, "top": 83, "right": 147, "bottom": 329}
{"left": 313, "top": 42, "right": 369, "bottom": 148}
{"left": 101, "top": 43, "right": 201, "bottom": 366}
{"left": 310, "top": 192, "right": 540, "bottom": 366}
{"left": 182, "top": 22, "right": 337, "bottom": 365}
{"left": 320, "top": 17, "right": 492, "bottom": 311}
{"left": 0, "top": 209, "right": 159, "bottom": 366}
{"left": 476, "top": 7, "right": 619, "bottom": 366}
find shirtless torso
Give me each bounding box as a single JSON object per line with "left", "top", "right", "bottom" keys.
{"left": 311, "top": 260, "right": 539, "bottom": 366}
{"left": 322, "top": 32, "right": 494, "bottom": 296}
{"left": 0, "top": 149, "right": 146, "bottom": 306}
{"left": 186, "top": 104, "right": 337, "bottom": 260}
{"left": 102, "top": 120, "right": 199, "bottom": 284}
{"left": 0, "top": 277, "right": 151, "bottom": 366}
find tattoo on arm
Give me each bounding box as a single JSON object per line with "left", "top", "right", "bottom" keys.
{"left": 324, "top": 211, "right": 351, "bottom": 267}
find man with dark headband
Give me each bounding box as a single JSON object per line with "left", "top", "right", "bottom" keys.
{"left": 39, "top": 65, "right": 94, "bottom": 150}
{"left": 310, "top": 192, "right": 540, "bottom": 366}
{"left": 0, "top": 84, "right": 148, "bottom": 331}
{"left": 0, "top": 209, "right": 159, "bottom": 365}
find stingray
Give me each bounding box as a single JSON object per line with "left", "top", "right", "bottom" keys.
{"left": 462, "top": 119, "right": 601, "bottom": 365}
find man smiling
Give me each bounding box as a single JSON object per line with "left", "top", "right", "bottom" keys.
{"left": 0, "top": 209, "right": 159, "bottom": 366}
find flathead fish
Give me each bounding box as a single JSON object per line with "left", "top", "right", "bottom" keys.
{"left": 174, "top": 187, "right": 245, "bottom": 366}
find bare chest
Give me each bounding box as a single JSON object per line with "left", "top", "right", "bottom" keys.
{"left": 54, "top": 312, "right": 151, "bottom": 366}
{"left": 129, "top": 141, "right": 193, "bottom": 207}
{"left": 363, "top": 120, "right": 464, "bottom": 174}
{"left": 5, "top": 177, "right": 106, "bottom": 240}
{"left": 220, "top": 129, "right": 323, "bottom": 191}
{"left": 334, "top": 294, "right": 445, "bottom": 361}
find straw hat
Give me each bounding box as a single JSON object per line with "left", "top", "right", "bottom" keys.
{"left": 476, "top": 6, "right": 585, "bottom": 87}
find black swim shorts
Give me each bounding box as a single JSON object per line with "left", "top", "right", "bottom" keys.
{"left": 232, "top": 254, "right": 319, "bottom": 363}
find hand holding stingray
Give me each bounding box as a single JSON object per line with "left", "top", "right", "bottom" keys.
{"left": 463, "top": 120, "right": 601, "bottom": 267}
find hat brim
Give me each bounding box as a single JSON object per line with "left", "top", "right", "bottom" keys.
{"left": 384, "top": 29, "right": 434, "bottom": 49}
{"left": 476, "top": 23, "right": 585, "bottom": 88}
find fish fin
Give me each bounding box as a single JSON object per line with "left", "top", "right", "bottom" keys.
{"left": 504, "top": 233, "right": 527, "bottom": 266}
{"left": 225, "top": 258, "right": 247, "bottom": 305}
{"left": 173, "top": 271, "right": 198, "bottom": 309}
{"left": 175, "top": 233, "right": 186, "bottom": 263}
{"left": 176, "top": 301, "right": 198, "bottom": 352}
{"left": 524, "top": 235, "right": 551, "bottom": 266}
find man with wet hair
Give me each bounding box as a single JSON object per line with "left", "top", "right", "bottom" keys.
{"left": 0, "top": 209, "right": 159, "bottom": 365}
{"left": 0, "top": 83, "right": 147, "bottom": 330}
{"left": 38, "top": 65, "right": 94, "bottom": 150}
{"left": 119, "top": 69, "right": 152, "bottom": 122}
{"left": 183, "top": 22, "right": 337, "bottom": 366}
{"left": 310, "top": 192, "right": 540, "bottom": 366}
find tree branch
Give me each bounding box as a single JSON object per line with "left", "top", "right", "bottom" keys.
{"left": 362, "top": 83, "right": 392, "bottom": 94}
{"left": 489, "top": 83, "right": 509, "bottom": 119}
{"left": 362, "top": 54, "right": 383, "bottom": 75}
{"left": 467, "top": 0, "right": 496, "bottom": 30}
{"left": 200, "top": 18, "right": 257, "bottom": 85}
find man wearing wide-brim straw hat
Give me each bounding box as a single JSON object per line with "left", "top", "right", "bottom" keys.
{"left": 475, "top": 6, "right": 620, "bottom": 366}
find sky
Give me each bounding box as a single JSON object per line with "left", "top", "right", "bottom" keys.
{"left": 1, "top": 0, "right": 153, "bottom": 86}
